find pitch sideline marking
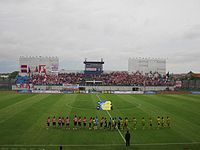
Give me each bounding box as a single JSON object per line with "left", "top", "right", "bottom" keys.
{"left": 96, "top": 94, "right": 126, "bottom": 143}
{"left": 1, "top": 142, "right": 200, "bottom": 147}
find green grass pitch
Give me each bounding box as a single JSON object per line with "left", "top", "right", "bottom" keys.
{"left": 0, "top": 92, "right": 200, "bottom": 150}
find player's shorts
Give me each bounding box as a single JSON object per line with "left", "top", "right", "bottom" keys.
{"left": 78, "top": 122, "right": 81, "bottom": 126}
{"left": 158, "top": 123, "right": 160, "bottom": 126}
{"left": 53, "top": 122, "right": 56, "bottom": 126}
{"left": 62, "top": 123, "right": 64, "bottom": 126}
{"left": 47, "top": 122, "right": 50, "bottom": 126}
{"left": 100, "top": 123, "right": 103, "bottom": 127}
{"left": 66, "top": 123, "right": 69, "bottom": 126}
{"left": 104, "top": 123, "right": 107, "bottom": 127}
{"left": 58, "top": 122, "right": 61, "bottom": 126}
{"left": 150, "top": 124, "right": 152, "bottom": 126}
{"left": 89, "top": 123, "right": 91, "bottom": 127}
{"left": 83, "top": 123, "right": 86, "bottom": 127}
{"left": 74, "top": 122, "right": 77, "bottom": 126}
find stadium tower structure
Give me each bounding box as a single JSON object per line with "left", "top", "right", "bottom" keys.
{"left": 84, "top": 58, "right": 104, "bottom": 75}
{"left": 83, "top": 58, "right": 104, "bottom": 86}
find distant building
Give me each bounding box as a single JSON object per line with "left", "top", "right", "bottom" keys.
{"left": 0, "top": 74, "right": 9, "bottom": 78}
{"left": 19, "top": 56, "right": 59, "bottom": 75}
{"left": 128, "top": 57, "right": 166, "bottom": 75}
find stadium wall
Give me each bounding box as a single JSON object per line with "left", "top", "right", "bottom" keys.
{"left": 182, "top": 79, "right": 200, "bottom": 89}
{"left": 12, "top": 85, "right": 174, "bottom": 92}
{"left": 0, "top": 79, "right": 15, "bottom": 90}
{"left": 83, "top": 85, "right": 173, "bottom": 91}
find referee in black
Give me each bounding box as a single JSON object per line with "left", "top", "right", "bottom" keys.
{"left": 125, "top": 130, "right": 131, "bottom": 146}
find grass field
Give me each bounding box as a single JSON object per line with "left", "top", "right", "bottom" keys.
{"left": 0, "top": 92, "right": 200, "bottom": 150}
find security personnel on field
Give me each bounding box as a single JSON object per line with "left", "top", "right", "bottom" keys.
{"left": 125, "top": 130, "right": 131, "bottom": 146}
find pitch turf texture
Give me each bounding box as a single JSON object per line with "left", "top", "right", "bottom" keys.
{"left": 0, "top": 93, "right": 200, "bottom": 150}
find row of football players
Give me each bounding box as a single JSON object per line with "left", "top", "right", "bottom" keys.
{"left": 46, "top": 115, "right": 171, "bottom": 130}
{"left": 133, "top": 116, "right": 171, "bottom": 130}
{"left": 46, "top": 115, "right": 129, "bottom": 130}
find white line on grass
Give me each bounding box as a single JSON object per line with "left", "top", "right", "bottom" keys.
{"left": 106, "top": 110, "right": 126, "bottom": 143}
{"left": 1, "top": 142, "right": 200, "bottom": 147}
{"left": 0, "top": 144, "right": 124, "bottom": 147}
{"left": 96, "top": 94, "right": 126, "bottom": 143}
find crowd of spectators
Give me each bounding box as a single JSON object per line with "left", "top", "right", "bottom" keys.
{"left": 28, "top": 71, "right": 174, "bottom": 86}
{"left": 30, "top": 73, "right": 84, "bottom": 85}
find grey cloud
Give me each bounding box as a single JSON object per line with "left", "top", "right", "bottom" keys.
{"left": 0, "top": 0, "right": 200, "bottom": 73}
{"left": 183, "top": 25, "right": 200, "bottom": 40}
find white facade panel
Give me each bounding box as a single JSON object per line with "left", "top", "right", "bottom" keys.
{"left": 128, "top": 57, "right": 166, "bottom": 75}
{"left": 19, "top": 56, "right": 59, "bottom": 75}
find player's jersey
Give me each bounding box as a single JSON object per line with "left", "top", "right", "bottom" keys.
{"left": 93, "top": 119, "right": 96, "bottom": 125}
{"left": 73, "top": 117, "right": 77, "bottom": 123}
{"left": 133, "top": 119, "right": 137, "bottom": 125}
{"left": 141, "top": 119, "right": 145, "bottom": 125}
{"left": 47, "top": 118, "right": 50, "bottom": 123}
{"left": 125, "top": 119, "right": 128, "bottom": 126}
{"left": 66, "top": 118, "right": 70, "bottom": 124}
{"left": 112, "top": 120, "right": 115, "bottom": 125}
{"left": 52, "top": 118, "right": 56, "bottom": 123}
{"left": 161, "top": 118, "right": 165, "bottom": 124}
{"left": 157, "top": 118, "right": 161, "bottom": 124}
{"left": 83, "top": 118, "right": 87, "bottom": 123}
{"left": 95, "top": 118, "right": 98, "bottom": 125}
{"left": 166, "top": 117, "right": 170, "bottom": 124}
{"left": 120, "top": 119, "right": 123, "bottom": 126}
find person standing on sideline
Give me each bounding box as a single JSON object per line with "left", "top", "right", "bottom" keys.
{"left": 125, "top": 130, "right": 131, "bottom": 146}
{"left": 59, "top": 145, "right": 62, "bottom": 150}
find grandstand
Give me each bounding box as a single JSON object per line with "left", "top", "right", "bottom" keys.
{"left": 12, "top": 57, "right": 175, "bottom": 93}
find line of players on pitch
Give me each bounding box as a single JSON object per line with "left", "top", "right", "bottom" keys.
{"left": 46, "top": 115, "right": 171, "bottom": 130}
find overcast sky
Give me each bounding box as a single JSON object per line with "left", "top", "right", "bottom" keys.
{"left": 0, "top": 0, "right": 200, "bottom": 73}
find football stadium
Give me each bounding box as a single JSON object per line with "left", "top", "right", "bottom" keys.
{"left": 0, "top": 56, "right": 200, "bottom": 150}
{"left": 1, "top": 1, "right": 200, "bottom": 150}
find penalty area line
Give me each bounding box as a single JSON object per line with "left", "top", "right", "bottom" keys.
{"left": 96, "top": 94, "right": 126, "bottom": 143}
